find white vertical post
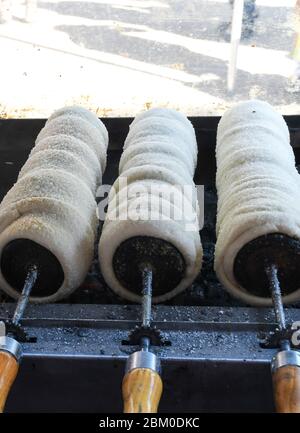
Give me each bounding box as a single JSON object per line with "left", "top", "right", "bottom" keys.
{"left": 227, "top": 0, "right": 244, "bottom": 92}
{"left": 25, "top": 0, "right": 37, "bottom": 23}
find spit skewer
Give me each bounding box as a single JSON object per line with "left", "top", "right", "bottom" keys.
{"left": 266, "top": 264, "right": 300, "bottom": 413}
{"left": 0, "top": 265, "right": 37, "bottom": 412}
{"left": 122, "top": 264, "right": 163, "bottom": 413}
{"left": 234, "top": 232, "right": 300, "bottom": 413}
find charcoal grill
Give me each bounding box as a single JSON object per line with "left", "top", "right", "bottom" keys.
{"left": 0, "top": 115, "right": 299, "bottom": 413}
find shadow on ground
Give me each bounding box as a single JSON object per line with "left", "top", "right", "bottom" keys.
{"left": 36, "top": 0, "right": 298, "bottom": 105}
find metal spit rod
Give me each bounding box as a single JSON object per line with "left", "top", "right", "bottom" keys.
{"left": 265, "top": 264, "right": 290, "bottom": 351}
{"left": 12, "top": 264, "right": 38, "bottom": 327}
{"left": 141, "top": 264, "right": 152, "bottom": 329}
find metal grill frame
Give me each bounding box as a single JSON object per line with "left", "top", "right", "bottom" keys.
{"left": 0, "top": 115, "right": 299, "bottom": 412}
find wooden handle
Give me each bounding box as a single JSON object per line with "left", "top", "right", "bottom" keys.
{"left": 273, "top": 365, "right": 300, "bottom": 413}
{"left": 123, "top": 368, "right": 163, "bottom": 413}
{"left": 0, "top": 351, "right": 19, "bottom": 413}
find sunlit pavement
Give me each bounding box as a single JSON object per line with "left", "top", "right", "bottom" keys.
{"left": 0, "top": 0, "right": 298, "bottom": 118}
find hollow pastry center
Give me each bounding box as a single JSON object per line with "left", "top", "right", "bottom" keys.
{"left": 113, "top": 236, "right": 186, "bottom": 296}
{"left": 234, "top": 233, "right": 300, "bottom": 297}
{"left": 1, "top": 239, "right": 65, "bottom": 297}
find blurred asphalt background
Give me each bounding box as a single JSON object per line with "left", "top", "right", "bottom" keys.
{"left": 0, "top": 0, "right": 299, "bottom": 118}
